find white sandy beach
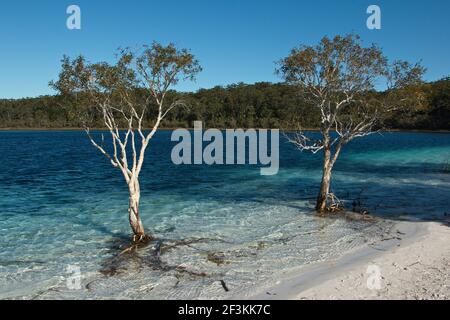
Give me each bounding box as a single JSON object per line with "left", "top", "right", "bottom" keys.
{"left": 246, "top": 219, "right": 449, "bottom": 300}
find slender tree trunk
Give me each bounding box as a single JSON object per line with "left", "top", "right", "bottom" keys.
{"left": 316, "top": 149, "right": 333, "bottom": 212}
{"left": 316, "top": 137, "right": 343, "bottom": 213}
{"left": 128, "top": 177, "right": 146, "bottom": 240}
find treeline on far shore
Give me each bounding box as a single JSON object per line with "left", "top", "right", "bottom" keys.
{"left": 0, "top": 78, "right": 449, "bottom": 130}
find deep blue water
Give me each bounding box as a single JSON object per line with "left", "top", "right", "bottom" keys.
{"left": 0, "top": 131, "right": 449, "bottom": 299}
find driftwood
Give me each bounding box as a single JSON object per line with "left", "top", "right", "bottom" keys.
{"left": 220, "top": 280, "right": 229, "bottom": 292}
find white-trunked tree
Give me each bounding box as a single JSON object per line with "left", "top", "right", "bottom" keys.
{"left": 278, "top": 34, "right": 425, "bottom": 213}
{"left": 51, "top": 43, "right": 201, "bottom": 242}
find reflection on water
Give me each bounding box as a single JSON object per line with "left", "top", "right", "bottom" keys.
{"left": 0, "top": 131, "right": 449, "bottom": 299}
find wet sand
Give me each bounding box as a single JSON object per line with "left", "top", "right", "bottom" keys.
{"left": 245, "top": 220, "right": 449, "bottom": 300}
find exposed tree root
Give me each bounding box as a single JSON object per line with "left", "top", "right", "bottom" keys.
{"left": 315, "top": 192, "right": 345, "bottom": 215}
{"left": 90, "top": 235, "right": 274, "bottom": 293}
{"left": 118, "top": 234, "right": 154, "bottom": 256}
{"left": 133, "top": 234, "right": 154, "bottom": 244}
{"left": 326, "top": 192, "right": 344, "bottom": 213}
{"left": 317, "top": 208, "right": 377, "bottom": 222}
{"left": 159, "top": 237, "right": 212, "bottom": 255}
{"left": 174, "top": 265, "right": 207, "bottom": 278}
{"left": 316, "top": 189, "right": 377, "bottom": 222}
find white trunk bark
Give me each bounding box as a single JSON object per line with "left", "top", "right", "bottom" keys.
{"left": 128, "top": 177, "right": 145, "bottom": 239}
{"left": 316, "top": 139, "right": 343, "bottom": 213}
{"left": 316, "top": 156, "right": 332, "bottom": 212}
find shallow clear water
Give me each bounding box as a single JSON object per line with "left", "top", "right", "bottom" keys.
{"left": 0, "top": 131, "right": 449, "bottom": 299}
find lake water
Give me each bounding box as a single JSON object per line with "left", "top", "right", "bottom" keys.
{"left": 0, "top": 131, "right": 449, "bottom": 299}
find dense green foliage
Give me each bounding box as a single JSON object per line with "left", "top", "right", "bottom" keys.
{"left": 385, "top": 77, "right": 450, "bottom": 130}
{"left": 0, "top": 79, "right": 449, "bottom": 130}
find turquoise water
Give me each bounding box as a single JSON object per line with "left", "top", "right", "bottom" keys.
{"left": 0, "top": 131, "right": 449, "bottom": 299}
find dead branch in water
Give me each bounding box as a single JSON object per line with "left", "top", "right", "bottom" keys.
{"left": 220, "top": 280, "right": 229, "bottom": 292}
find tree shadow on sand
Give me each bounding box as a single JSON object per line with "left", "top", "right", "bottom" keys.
{"left": 98, "top": 236, "right": 215, "bottom": 277}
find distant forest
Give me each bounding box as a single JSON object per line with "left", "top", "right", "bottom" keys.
{"left": 1, "top": 78, "right": 449, "bottom": 130}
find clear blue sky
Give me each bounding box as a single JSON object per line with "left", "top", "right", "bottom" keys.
{"left": 0, "top": 0, "right": 449, "bottom": 99}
